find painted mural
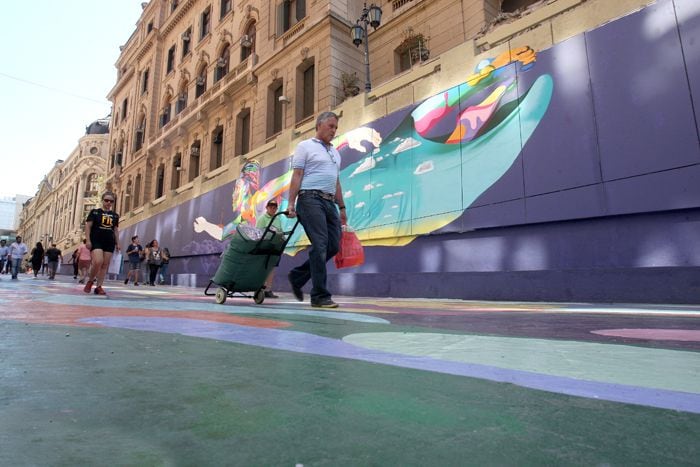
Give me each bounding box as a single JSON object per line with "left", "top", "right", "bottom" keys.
{"left": 118, "top": 0, "right": 700, "bottom": 288}
{"left": 189, "top": 46, "right": 553, "bottom": 252}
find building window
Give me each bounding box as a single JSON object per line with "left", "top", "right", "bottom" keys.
{"left": 210, "top": 126, "right": 224, "bottom": 170}
{"left": 235, "top": 109, "right": 250, "bottom": 156}
{"left": 189, "top": 141, "right": 201, "bottom": 181}
{"left": 278, "top": 0, "right": 306, "bottom": 35}
{"left": 220, "top": 0, "right": 232, "bottom": 19}
{"left": 85, "top": 173, "right": 99, "bottom": 198}
{"left": 200, "top": 7, "right": 211, "bottom": 40}
{"left": 268, "top": 80, "right": 284, "bottom": 138}
{"left": 241, "top": 22, "right": 256, "bottom": 61}
{"left": 195, "top": 66, "right": 207, "bottom": 97}
{"left": 121, "top": 98, "right": 128, "bottom": 121}
{"left": 215, "top": 45, "right": 230, "bottom": 83}
{"left": 134, "top": 173, "right": 142, "bottom": 208}
{"left": 176, "top": 89, "right": 187, "bottom": 114}
{"left": 501, "top": 0, "right": 540, "bottom": 13}
{"left": 134, "top": 115, "right": 146, "bottom": 152}
{"left": 147, "top": 21, "right": 153, "bottom": 33}
{"left": 155, "top": 164, "right": 165, "bottom": 199}
{"left": 171, "top": 153, "right": 182, "bottom": 189}
{"left": 182, "top": 28, "right": 192, "bottom": 57}
{"left": 171, "top": 0, "right": 178, "bottom": 13}
{"left": 160, "top": 98, "right": 172, "bottom": 128}
{"left": 395, "top": 34, "right": 430, "bottom": 74}
{"left": 141, "top": 69, "right": 149, "bottom": 94}
{"left": 124, "top": 180, "right": 133, "bottom": 212}
{"left": 114, "top": 149, "right": 123, "bottom": 168}
{"left": 167, "top": 45, "right": 176, "bottom": 73}
{"left": 297, "top": 62, "right": 314, "bottom": 122}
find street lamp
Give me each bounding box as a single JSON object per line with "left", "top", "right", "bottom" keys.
{"left": 350, "top": 3, "right": 382, "bottom": 92}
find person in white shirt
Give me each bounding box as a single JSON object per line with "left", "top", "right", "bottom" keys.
{"left": 8, "top": 235, "right": 28, "bottom": 279}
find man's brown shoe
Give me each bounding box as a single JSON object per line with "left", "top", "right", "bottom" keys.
{"left": 311, "top": 299, "right": 339, "bottom": 308}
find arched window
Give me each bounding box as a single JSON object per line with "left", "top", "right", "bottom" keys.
{"left": 155, "top": 163, "right": 165, "bottom": 199}
{"left": 85, "top": 173, "right": 99, "bottom": 198}
{"left": 134, "top": 114, "right": 146, "bottom": 151}
{"left": 195, "top": 64, "right": 207, "bottom": 98}
{"left": 160, "top": 92, "right": 173, "bottom": 127}
{"left": 215, "top": 44, "right": 230, "bottom": 82}
{"left": 241, "top": 22, "right": 256, "bottom": 61}
{"left": 176, "top": 81, "right": 188, "bottom": 114}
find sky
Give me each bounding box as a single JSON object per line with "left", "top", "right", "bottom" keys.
{"left": 0, "top": 0, "right": 146, "bottom": 198}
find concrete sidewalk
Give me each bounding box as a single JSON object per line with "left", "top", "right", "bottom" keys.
{"left": 1, "top": 273, "right": 699, "bottom": 465}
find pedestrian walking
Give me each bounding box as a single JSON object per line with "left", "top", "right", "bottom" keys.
{"left": 145, "top": 239, "right": 162, "bottom": 286}
{"left": 70, "top": 248, "right": 79, "bottom": 279}
{"left": 83, "top": 191, "right": 120, "bottom": 296}
{"left": 124, "top": 236, "right": 144, "bottom": 286}
{"left": 41, "top": 254, "right": 48, "bottom": 276}
{"left": 0, "top": 239, "right": 9, "bottom": 276}
{"left": 158, "top": 247, "right": 170, "bottom": 285}
{"left": 8, "top": 235, "right": 28, "bottom": 279}
{"left": 45, "top": 244, "right": 63, "bottom": 280}
{"left": 286, "top": 111, "right": 347, "bottom": 308}
{"left": 77, "top": 239, "right": 92, "bottom": 283}
{"left": 30, "top": 242, "right": 44, "bottom": 278}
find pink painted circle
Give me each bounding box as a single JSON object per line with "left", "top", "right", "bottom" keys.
{"left": 591, "top": 328, "right": 700, "bottom": 342}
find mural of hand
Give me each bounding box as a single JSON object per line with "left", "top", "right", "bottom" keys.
{"left": 193, "top": 216, "right": 223, "bottom": 240}
{"left": 336, "top": 127, "right": 383, "bottom": 153}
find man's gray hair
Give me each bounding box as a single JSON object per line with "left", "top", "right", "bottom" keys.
{"left": 316, "top": 111, "right": 339, "bottom": 129}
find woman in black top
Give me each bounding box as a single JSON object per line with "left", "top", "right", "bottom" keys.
{"left": 30, "top": 242, "right": 44, "bottom": 278}
{"left": 83, "top": 191, "right": 120, "bottom": 296}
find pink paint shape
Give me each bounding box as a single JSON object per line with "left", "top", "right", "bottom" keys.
{"left": 591, "top": 329, "right": 700, "bottom": 342}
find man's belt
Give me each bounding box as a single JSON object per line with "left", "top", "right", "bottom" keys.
{"left": 298, "top": 189, "right": 335, "bottom": 201}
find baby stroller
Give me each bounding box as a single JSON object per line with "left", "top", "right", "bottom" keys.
{"left": 204, "top": 211, "right": 299, "bottom": 304}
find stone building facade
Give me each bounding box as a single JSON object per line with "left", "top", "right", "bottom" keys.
{"left": 104, "top": 0, "right": 700, "bottom": 304}
{"left": 105, "top": 0, "right": 513, "bottom": 221}
{"left": 17, "top": 119, "right": 110, "bottom": 254}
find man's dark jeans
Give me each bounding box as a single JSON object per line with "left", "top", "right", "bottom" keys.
{"left": 289, "top": 193, "right": 341, "bottom": 303}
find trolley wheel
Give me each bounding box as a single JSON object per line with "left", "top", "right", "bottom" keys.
{"left": 215, "top": 288, "right": 227, "bottom": 304}
{"left": 253, "top": 288, "right": 265, "bottom": 304}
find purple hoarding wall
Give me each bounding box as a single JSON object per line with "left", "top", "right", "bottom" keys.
{"left": 119, "top": 0, "right": 700, "bottom": 302}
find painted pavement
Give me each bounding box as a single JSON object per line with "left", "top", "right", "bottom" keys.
{"left": 2, "top": 275, "right": 699, "bottom": 464}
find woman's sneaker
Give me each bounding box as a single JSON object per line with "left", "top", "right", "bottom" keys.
{"left": 94, "top": 286, "right": 107, "bottom": 296}
{"left": 83, "top": 280, "right": 94, "bottom": 294}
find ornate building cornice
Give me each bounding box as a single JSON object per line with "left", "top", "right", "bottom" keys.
{"left": 161, "top": 0, "right": 197, "bottom": 36}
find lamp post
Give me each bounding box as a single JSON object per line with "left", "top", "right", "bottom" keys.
{"left": 350, "top": 4, "right": 382, "bottom": 92}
